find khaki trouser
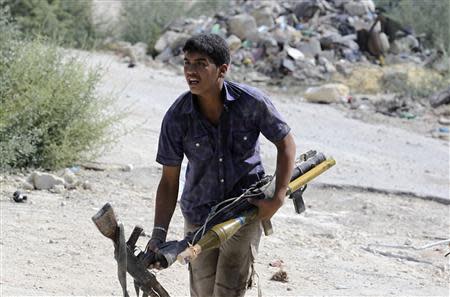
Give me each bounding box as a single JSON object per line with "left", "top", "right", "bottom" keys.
{"left": 184, "top": 218, "right": 262, "bottom": 297}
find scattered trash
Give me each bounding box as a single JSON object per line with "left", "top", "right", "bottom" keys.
{"left": 438, "top": 117, "right": 450, "bottom": 126}
{"left": 13, "top": 190, "right": 27, "bottom": 203}
{"left": 269, "top": 259, "right": 284, "bottom": 268}
{"left": 270, "top": 269, "right": 288, "bottom": 283}
{"left": 399, "top": 112, "right": 416, "bottom": 120}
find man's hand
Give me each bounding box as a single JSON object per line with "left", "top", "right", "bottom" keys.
{"left": 250, "top": 132, "right": 295, "bottom": 220}
{"left": 145, "top": 237, "right": 164, "bottom": 269}
{"left": 248, "top": 192, "right": 284, "bottom": 221}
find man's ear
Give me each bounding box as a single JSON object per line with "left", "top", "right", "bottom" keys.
{"left": 218, "top": 64, "right": 229, "bottom": 78}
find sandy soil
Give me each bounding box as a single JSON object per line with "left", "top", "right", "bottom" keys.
{"left": 1, "top": 51, "right": 449, "bottom": 296}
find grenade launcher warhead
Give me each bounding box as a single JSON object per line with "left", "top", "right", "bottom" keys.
{"left": 92, "top": 151, "right": 335, "bottom": 297}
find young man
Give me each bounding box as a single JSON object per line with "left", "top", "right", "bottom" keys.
{"left": 147, "top": 34, "right": 296, "bottom": 297}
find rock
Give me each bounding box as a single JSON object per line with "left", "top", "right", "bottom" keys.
{"left": 110, "top": 41, "right": 137, "bottom": 67}
{"left": 226, "top": 35, "right": 242, "bottom": 52}
{"left": 282, "top": 58, "right": 296, "bottom": 72}
{"left": 335, "top": 61, "right": 353, "bottom": 76}
{"left": 285, "top": 45, "right": 304, "bottom": 61}
{"left": 298, "top": 38, "right": 322, "bottom": 58}
{"left": 438, "top": 116, "right": 450, "bottom": 125}
{"left": 154, "top": 31, "right": 190, "bottom": 54}
{"left": 29, "top": 172, "right": 65, "bottom": 190}
{"left": 424, "top": 49, "right": 449, "bottom": 74}
{"left": 391, "top": 35, "right": 419, "bottom": 54}
{"left": 51, "top": 184, "right": 65, "bottom": 194}
{"left": 304, "top": 83, "right": 350, "bottom": 104}
{"left": 22, "top": 181, "right": 34, "bottom": 191}
{"left": 258, "top": 32, "right": 278, "bottom": 50}
{"left": 344, "top": 1, "right": 375, "bottom": 16}
{"left": 293, "top": 0, "right": 322, "bottom": 21}
{"left": 130, "top": 42, "right": 148, "bottom": 62}
{"left": 318, "top": 57, "right": 336, "bottom": 73}
{"left": 122, "top": 164, "right": 134, "bottom": 172}
{"left": 62, "top": 168, "right": 77, "bottom": 186}
{"left": 155, "top": 47, "right": 173, "bottom": 63}
{"left": 228, "top": 14, "right": 258, "bottom": 42}
{"left": 82, "top": 181, "right": 93, "bottom": 191}
{"left": 251, "top": 6, "right": 274, "bottom": 27}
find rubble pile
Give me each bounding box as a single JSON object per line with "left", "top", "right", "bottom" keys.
{"left": 150, "top": 0, "right": 446, "bottom": 85}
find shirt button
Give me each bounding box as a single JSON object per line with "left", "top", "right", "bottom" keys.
{"left": 195, "top": 143, "right": 200, "bottom": 147}
{"left": 219, "top": 158, "right": 223, "bottom": 162}
{"left": 243, "top": 136, "right": 248, "bottom": 140}
{"left": 220, "top": 178, "right": 224, "bottom": 183}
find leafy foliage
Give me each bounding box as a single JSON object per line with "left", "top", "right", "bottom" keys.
{"left": 0, "top": 7, "right": 120, "bottom": 171}
{"left": 375, "top": 0, "right": 450, "bottom": 53}
{"left": 119, "top": 0, "right": 229, "bottom": 53}
{"left": 4, "top": 0, "right": 98, "bottom": 48}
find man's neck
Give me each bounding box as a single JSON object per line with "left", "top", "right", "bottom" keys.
{"left": 196, "top": 82, "right": 225, "bottom": 126}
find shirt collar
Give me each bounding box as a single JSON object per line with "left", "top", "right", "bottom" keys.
{"left": 181, "top": 80, "right": 241, "bottom": 114}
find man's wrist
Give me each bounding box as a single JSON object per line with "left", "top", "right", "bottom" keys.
{"left": 151, "top": 226, "right": 168, "bottom": 242}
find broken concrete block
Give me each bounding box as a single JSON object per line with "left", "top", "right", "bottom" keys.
{"left": 228, "top": 14, "right": 258, "bottom": 42}
{"left": 286, "top": 45, "right": 305, "bottom": 61}
{"left": 298, "top": 38, "right": 322, "bottom": 58}
{"left": 62, "top": 168, "right": 77, "bottom": 186}
{"left": 226, "top": 35, "right": 242, "bottom": 52}
{"left": 304, "top": 83, "right": 350, "bottom": 104}
{"left": 29, "top": 172, "right": 65, "bottom": 190}
{"left": 282, "top": 58, "right": 296, "bottom": 72}
{"left": 344, "top": 1, "right": 375, "bottom": 16}
{"left": 251, "top": 6, "right": 275, "bottom": 27}
{"left": 22, "top": 181, "right": 34, "bottom": 191}
{"left": 154, "top": 31, "right": 190, "bottom": 53}
{"left": 430, "top": 87, "right": 450, "bottom": 108}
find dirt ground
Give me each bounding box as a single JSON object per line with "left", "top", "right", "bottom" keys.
{"left": 1, "top": 51, "right": 449, "bottom": 296}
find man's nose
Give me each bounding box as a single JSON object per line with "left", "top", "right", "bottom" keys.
{"left": 184, "top": 63, "right": 198, "bottom": 74}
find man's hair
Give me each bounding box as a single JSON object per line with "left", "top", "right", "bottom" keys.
{"left": 183, "top": 34, "right": 230, "bottom": 66}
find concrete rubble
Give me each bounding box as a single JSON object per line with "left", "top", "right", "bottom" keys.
{"left": 145, "top": 0, "right": 447, "bottom": 87}
{"left": 24, "top": 168, "right": 83, "bottom": 191}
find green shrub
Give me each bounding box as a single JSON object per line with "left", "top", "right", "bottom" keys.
{"left": 4, "top": 0, "right": 98, "bottom": 48}
{"left": 0, "top": 37, "right": 120, "bottom": 171}
{"left": 186, "top": 0, "right": 229, "bottom": 18}
{"left": 119, "top": 0, "right": 229, "bottom": 54}
{"left": 375, "top": 0, "right": 450, "bottom": 53}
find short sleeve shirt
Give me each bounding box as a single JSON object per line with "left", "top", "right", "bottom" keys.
{"left": 156, "top": 80, "right": 290, "bottom": 225}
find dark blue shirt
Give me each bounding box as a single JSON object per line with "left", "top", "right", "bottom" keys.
{"left": 156, "top": 81, "right": 290, "bottom": 225}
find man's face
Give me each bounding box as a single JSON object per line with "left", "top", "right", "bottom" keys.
{"left": 183, "top": 51, "right": 225, "bottom": 96}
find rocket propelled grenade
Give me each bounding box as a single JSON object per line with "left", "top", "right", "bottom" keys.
{"left": 177, "top": 211, "right": 258, "bottom": 264}
{"left": 176, "top": 151, "right": 336, "bottom": 264}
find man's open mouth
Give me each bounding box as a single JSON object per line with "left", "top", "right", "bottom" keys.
{"left": 188, "top": 78, "right": 199, "bottom": 86}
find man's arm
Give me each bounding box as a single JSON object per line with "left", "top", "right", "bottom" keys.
{"left": 147, "top": 165, "right": 181, "bottom": 252}
{"left": 252, "top": 133, "right": 296, "bottom": 220}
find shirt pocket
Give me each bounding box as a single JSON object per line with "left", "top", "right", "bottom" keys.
{"left": 232, "top": 130, "right": 259, "bottom": 160}
{"left": 184, "top": 135, "right": 214, "bottom": 162}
